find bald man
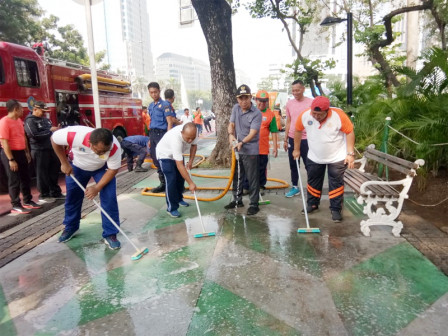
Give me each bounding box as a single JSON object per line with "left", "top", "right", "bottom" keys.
{"left": 156, "top": 123, "right": 198, "bottom": 218}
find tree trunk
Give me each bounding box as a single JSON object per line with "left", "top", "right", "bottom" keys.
{"left": 192, "top": 0, "right": 236, "bottom": 166}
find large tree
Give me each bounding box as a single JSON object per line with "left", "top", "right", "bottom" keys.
{"left": 192, "top": 0, "right": 236, "bottom": 166}
{"left": 247, "top": 0, "right": 331, "bottom": 97}
{"left": 0, "top": 0, "right": 43, "bottom": 44}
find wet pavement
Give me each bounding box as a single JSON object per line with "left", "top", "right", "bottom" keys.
{"left": 1, "top": 137, "right": 448, "bottom": 335}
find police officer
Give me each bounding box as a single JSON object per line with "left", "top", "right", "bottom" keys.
{"left": 147, "top": 82, "right": 177, "bottom": 193}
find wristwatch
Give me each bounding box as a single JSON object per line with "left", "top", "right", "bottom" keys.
{"left": 9, "top": 158, "right": 15, "bottom": 162}
{"left": 347, "top": 152, "right": 355, "bottom": 156}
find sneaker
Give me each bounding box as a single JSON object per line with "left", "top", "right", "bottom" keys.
{"left": 39, "top": 194, "right": 51, "bottom": 202}
{"left": 301, "top": 204, "right": 319, "bottom": 215}
{"left": 167, "top": 209, "right": 181, "bottom": 218}
{"left": 23, "top": 201, "right": 42, "bottom": 209}
{"left": 134, "top": 165, "right": 148, "bottom": 172}
{"left": 285, "top": 187, "right": 300, "bottom": 198}
{"left": 179, "top": 200, "right": 189, "bottom": 207}
{"left": 104, "top": 235, "right": 121, "bottom": 250}
{"left": 224, "top": 201, "right": 244, "bottom": 209}
{"left": 58, "top": 229, "right": 77, "bottom": 243}
{"left": 11, "top": 206, "right": 31, "bottom": 214}
{"left": 247, "top": 206, "right": 260, "bottom": 216}
{"left": 331, "top": 210, "right": 343, "bottom": 223}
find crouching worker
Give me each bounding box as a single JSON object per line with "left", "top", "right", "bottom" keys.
{"left": 121, "top": 135, "right": 150, "bottom": 172}
{"left": 156, "top": 122, "right": 198, "bottom": 218}
{"left": 51, "top": 126, "right": 122, "bottom": 249}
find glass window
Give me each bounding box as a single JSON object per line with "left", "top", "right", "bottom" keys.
{"left": 14, "top": 58, "right": 40, "bottom": 87}
{"left": 0, "top": 57, "right": 4, "bottom": 84}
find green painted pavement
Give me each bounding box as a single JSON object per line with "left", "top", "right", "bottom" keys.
{"left": 0, "top": 285, "right": 16, "bottom": 336}
{"left": 328, "top": 242, "right": 448, "bottom": 336}
{"left": 344, "top": 196, "right": 365, "bottom": 218}
{"left": 188, "top": 281, "right": 300, "bottom": 335}
{"left": 39, "top": 239, "right": 217, "bottom": 335}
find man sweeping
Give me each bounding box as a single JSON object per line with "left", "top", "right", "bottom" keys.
{"left": 156, "top": 122, "right": 198, "bottom": 218}
{"left": 51, "top": 126, "right": 122, "bottom": 249}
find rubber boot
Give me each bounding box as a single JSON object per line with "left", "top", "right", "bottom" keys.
{"left": 151, "top": 173, "right": 166, "bottom": 193}
{"left": 134, "top": 163, "right": 148, "bottom": 172}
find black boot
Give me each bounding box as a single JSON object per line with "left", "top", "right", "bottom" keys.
{"left": 134, "top": 163, "right": 148, "bottom": 172}
{"left": 151, "top": 173, "right": 166, "bottom": 193}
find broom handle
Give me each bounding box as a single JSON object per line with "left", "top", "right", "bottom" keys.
{"left": 70, "top": 174, "right": 141, "bottom": 252}
{"left": 295, "top": 159, "right": 310, "bottom": 229}
{"left": 188, "top": 171, "right": 206, "bottom": 232}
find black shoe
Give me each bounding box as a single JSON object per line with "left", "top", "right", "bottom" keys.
{"left": 331, "top": 210, "right": 343, "bottom": 223}
{"left": 11, "top": 206, "right": 31, "bottom": 214}
{"left": 151, "top": 184, "right": 165, "bottom": 193}
{"left": 134, "top": 165, "right": 148, "bottom": 172}
{"left": 224, "top": 201, "right": 244, "bottom": 209}
{"left": 50, "top": 193, "right": 66, "bottom": 199}
{"left": 247, "top": 206, "right": 260, "bottom": 216}
{"left": 301, "top": 204, "right": 319, "bottom": 215}
{"left": 128, "top": 167, "right": 133, "bottom": 172}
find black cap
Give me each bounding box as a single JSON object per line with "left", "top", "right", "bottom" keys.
{"left": 34, "top": 101, "right": 50, "bottom": 111}
{"left": 236, "top": 84, "right": 251, "bottom": 97}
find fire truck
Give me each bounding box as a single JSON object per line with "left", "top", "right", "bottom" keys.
{"left": 0, "top": 41, "right": 144, "bottom": 191}
{"left": 0, "top": 41, "right": 143, "bottom": 139}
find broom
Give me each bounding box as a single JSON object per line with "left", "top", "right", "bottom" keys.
{"left": 259, "top": 192, "right": 270, "bottom": 205}
{"left": 188, "top": 171, "right": 216, "bottom": 238}
{"left": 295, "top": 159, "right": 320, "bottom": 234}
{"left": 70, "top": 175, "right": 149, "bottom": 260}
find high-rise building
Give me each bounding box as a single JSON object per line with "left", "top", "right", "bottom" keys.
{"left": 155, "top": 53, "right": 211, "bottom": 92}
{"left": 100, "top": 0, "right": 154, "bottom": 81}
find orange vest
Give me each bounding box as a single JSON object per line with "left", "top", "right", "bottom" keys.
{"left": 259, "top": 109, "right": 275, "bottom": 155}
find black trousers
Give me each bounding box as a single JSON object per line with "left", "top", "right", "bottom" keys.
{"left": 31, "top": 149, "right": 62, "bottom": 197}
{"left": 242, "top": 154, "right": 269, "bottom": 189}
{"left": 287, "top": 137, "right": 309, "bottom": 186}
{"left": 306, "top": 158, "right": 346, "bottom": 211}
{"left": 149, "top": 129, "right": 166, "bottom": 175}
{"left": 232, "top": 154, "right": 259, "bottom": 207}
{"left": 0, "top": 149, "right": 32, "bottom": 207}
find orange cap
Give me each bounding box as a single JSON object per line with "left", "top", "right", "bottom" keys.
{"left": 256, "top": 90, "right": 269, "bottom": 99}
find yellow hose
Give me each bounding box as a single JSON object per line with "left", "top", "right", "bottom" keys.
{"left": 141, "top": 151, "right": 288, "bottom": 201}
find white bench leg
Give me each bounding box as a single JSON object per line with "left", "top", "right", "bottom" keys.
{"left": 357, "top": 196, "right": 404, "bottom": 237}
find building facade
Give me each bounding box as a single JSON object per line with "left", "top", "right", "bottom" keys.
{"left": 155, "top": 52, "right": 211, "bottom": 92}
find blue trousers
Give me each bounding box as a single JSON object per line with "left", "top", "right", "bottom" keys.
{"left": 64, "top": 165, "right": 119, "bottom": 238}
{"left": 159, "top": 159, "right": 185, "bottom": 212}
{"left": 288, "top": 137, "right": 309, "bottom": 186}
{"left": 121, "top": 140, "right": 147, "bottom": 170}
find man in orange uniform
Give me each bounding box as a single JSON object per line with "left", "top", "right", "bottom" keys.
{"left": 243, "top": 90, "right": 278, "bottom": 193}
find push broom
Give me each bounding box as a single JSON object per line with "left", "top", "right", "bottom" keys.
{"left": 259, "top": 192, "right": 270, "bottom": 205}
{"left": 189, "top": 171, "right": 216, "bottom": 238}
{"left": 295, "top": 159, "right": 320, "bottom": 234}
{"left": 70, "top": 175, "right": 149, "bottom": 260}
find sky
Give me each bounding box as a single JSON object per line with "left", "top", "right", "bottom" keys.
{"left": 38, "top": 0, "right": 295, "bottom": 88}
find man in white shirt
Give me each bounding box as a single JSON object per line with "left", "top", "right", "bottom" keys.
{"left": 180, "top": 108, "right": 194, "bottom": 124}
{"left": 51, "top": 126, "right": 122, "bottom": 249}
{"left": 156, "top": 122, "right": 198, "bottom": 218}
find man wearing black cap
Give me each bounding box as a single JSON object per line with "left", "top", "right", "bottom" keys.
{"left": 25, "top": 101, "right": 64, "bottom": 200}
{"left": 226, "top": 84, "right": 262, "bottom": 215}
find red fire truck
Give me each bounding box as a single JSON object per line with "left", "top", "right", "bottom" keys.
{"left": 0, "top": 41, "right": 144, "bottom": 191}
{"left": 0, "top": 41, "right": 143, "bottom": 139}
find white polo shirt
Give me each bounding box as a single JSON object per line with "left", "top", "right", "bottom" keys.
{"left": 156, "top": 125, "right": 199, "bottom": 161}
{"left": 51, "top": 126, "right": 122, "bottom": 171}
{"left": 295, "top": 107, "right": 354, "bottom": 164}
{"left": 180, "top": 114, "right": 193, "bottom": 124}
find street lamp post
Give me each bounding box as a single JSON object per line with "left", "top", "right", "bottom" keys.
{"left": 321, "top": 12, "right": 353, "bottom": 106}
